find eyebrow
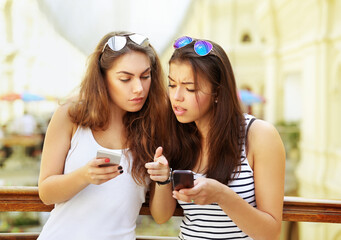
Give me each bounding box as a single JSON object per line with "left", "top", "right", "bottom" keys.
{"left": 116, "top": 67, "right": 151, "bottom": 76}
{"left": 168, "top": 76, "right": 194, "bottom": 85}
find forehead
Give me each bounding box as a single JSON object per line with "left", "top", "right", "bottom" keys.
{"left": 169, "top": 60, "right": 211, "bottom": 88}
{"left": 169, "top": 60, "right": 194, "bottom": 80}
{"left": 111, "top": 51, "right": 150, "bottom": 72}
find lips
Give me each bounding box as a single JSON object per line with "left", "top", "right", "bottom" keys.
{"left": 173, "top": 105, "right": 187, "bottom": 116}
{"left": 129, "top": 97, "right": 144, "bottom": 103}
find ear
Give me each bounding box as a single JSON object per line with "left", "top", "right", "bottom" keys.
{"left": 213, "top": 86, "right": 220, "bottom": 100}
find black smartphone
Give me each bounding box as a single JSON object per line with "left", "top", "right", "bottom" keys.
{"left": 172, "top": 170, "right": 194, "bottom": 191}
{"left": 97, "top": 149, "right": 121, "bottom": 167}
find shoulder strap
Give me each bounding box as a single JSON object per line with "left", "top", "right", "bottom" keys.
{"left": 244, "top": 117, "right": 256, "bottom": 155}
{"left": 245, "top": 118, "right": 256, "bottom": 138}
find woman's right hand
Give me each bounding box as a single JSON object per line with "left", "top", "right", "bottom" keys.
{"left": 83, "top": 157, "right": 123, "bottom": 185}
{"left": 145, "top": 146, "right": 170, "bottom": 182}
{"left": 146, "top": 147, "right": 176, "bottom": 224}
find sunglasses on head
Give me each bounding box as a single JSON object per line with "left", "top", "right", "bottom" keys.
{"left": 173, "top": 36, "right": 214, "bottom": 56}
{"left": 102, "top": 33, "right": 149, "bottom": 53}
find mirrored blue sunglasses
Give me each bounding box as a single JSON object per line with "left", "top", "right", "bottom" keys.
{"left": 102, "top": 33, "right": 149, "bottom": 53}
{"left": 173, "top": 36, "right": 213, "bottom": 56}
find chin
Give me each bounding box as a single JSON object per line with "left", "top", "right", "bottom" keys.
{"left": 126, "top": 102, "right": 146, "bottom": 113}
{"left": 175, "top": 116, "right": 193, "bottom": 124}
{"left": 127, "top": 105, "right": 144, "bottom": 113}
{"left": 127, "top": 108, "right": 143, "bottom": 113}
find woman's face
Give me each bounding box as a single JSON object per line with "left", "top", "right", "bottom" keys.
{"left": 168, "top": 60, "right": 213, "bottom": 128}
{"left": 105, "top": 51, "right": 151, "bottom": 113}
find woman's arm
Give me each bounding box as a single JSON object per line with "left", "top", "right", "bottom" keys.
{"left": 149, "top": 181, "right": 176, "bottom": 224}
{"left": 174, "top": 120, "right": 285, "bottom": 240}
{"left": 145, "top": 147, "right": 177, "bottom": 224}
{"left": 38, "top": 104, "right": 122, "bottom": 205}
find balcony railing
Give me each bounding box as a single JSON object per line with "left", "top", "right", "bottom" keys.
{"left": 1, "top": 186, "right": 341, "bottom": 239}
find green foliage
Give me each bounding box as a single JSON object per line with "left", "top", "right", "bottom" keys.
{"left": 11, "top": 216, "right": 40, "bottom": 226}
{"left": 0, "top": 212, "right": 40, "bottom": 233}
{"left": 136, "top": 216, "right": 181, "bottom": 237}
{"left": 276, "top": 121, "right": 300, "bottom": 150}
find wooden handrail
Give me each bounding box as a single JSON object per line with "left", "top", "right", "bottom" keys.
{"left": 1, "top": 186, "right": 341, "bottom": 222}
{"left": 1, "top": 186, "right": 341, "bottom": 239}
{"left": 282, "top": 196, "right": 341, "bottom": 223}
{"left": 0, "top": 186, "right": 53, "bottom": 212}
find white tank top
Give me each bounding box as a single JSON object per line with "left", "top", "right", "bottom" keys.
{"left": 38, "top": 127, "right": 148, "bottom": 240}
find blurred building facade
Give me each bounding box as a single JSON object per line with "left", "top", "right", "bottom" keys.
{"left": 257, "top": 0, "right": 341, "bottom": 239}
{"left": 0, "top": 0, "right": 85, "bottom": 124}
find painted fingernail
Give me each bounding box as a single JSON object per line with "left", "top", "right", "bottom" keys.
{"left": 105, "top": 158, "right": 110, "bottom": 163}
{"left": 119, "top": 170, "right": 124, "bottom": 174}
{"left": 118, "top": 166, "right": 123, "bottom": 170}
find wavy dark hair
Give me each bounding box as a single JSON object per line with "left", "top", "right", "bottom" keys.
{"left": 168, "top": 39, "right": 245, "bottom": 184}
{"left": 68, "top": 31, "right": 169, "bottom": 185}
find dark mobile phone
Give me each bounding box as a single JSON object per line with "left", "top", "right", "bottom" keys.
{"left": 172, "top": 170, "right": 194, "bottom": 191}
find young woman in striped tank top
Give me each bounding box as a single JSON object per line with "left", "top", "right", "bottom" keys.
{"left": 145, "top": 36, "right": 285, "bottom": 240}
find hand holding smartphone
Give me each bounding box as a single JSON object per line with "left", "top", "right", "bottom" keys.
{"left": 97, "top": 149, "right": 121, "bottom": 167}
{"left": 172, "top": 170, "right": 194, "bottom": 191}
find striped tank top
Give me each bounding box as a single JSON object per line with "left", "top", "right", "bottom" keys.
{"left": 178, "top": 114, "right": 256, "bottom": 240}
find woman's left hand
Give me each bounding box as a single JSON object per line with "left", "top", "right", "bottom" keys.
{"left": 173, "top": 177, "right": 226, "bottom": 205}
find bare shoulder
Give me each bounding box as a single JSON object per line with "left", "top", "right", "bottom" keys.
{"left": 248, "top": 119, "right": 282, "bottom": 144}
{"left": 247, "top": 119, "right": 285, "bottom": 164}
{"left": 48, "top": 102, "right": 77, "bottom": 136}
{"left": 51, "top": 103, "right": 72, "bottom": 123}
{"left": 52, "top": 96, "right": 78, "bottom": 119}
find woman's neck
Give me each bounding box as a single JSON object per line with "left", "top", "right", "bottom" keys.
{"left": 192, "top": 132, "right": 210, "bottom": 174}
{"left": 92, "top": 106, "right": 126, "bottom": 150}
{"left": 195, "top": 115, "right": 211, "bottom": 141}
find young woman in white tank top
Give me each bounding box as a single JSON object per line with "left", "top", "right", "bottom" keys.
{"left": 38, "top": 31, "right": 169, "bottom": 240}
{"left": 145, "top": 36, "right": 286, "bottom": 240}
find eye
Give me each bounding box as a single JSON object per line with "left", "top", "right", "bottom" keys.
{"left": 119, "top": 78, "right": 130, "bottom": 82}
{"left": 168, "top": 84, "right": 176, "bottom": 88}
{"left": 141, "top": 75, "right": 150, "bottom": 80}
{"left": 186, "top": 88, "right": 195, "bottom": 92}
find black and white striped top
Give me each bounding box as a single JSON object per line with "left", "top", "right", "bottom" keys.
{"left": 178, "top": 114, "right": 256, "bottom": 240}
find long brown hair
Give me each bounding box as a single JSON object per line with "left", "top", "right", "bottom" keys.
{"left": 168, "top": 39, "right": 245, "bottom": 184}
{"left": 69, "top": 31, "right": 169, "bottom": 185}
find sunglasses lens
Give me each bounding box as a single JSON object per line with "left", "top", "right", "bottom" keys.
{"left": 107, "top": 36, "right": 127, "bottom": 51}
{"left": 129, "top": 34, "right": 149, "bottom": 47}
{"left": 194, "top": 41, "right": 213, "bottom": 56}
{"left": 174, "top": 36, "right": 193, "bottom": 49}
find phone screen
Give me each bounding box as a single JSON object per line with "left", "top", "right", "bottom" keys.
{"left": 172, "top": 170, "right": 194, "bottom": 191}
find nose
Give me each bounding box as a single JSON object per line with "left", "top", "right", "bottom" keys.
{"left": 173, "top": 86, "right": 184, "bottom": 102}
{"left": 133, "top": 79, "right": 143, "bottom": 94}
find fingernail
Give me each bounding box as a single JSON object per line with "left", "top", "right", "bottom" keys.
{"left": 119, "top": 170, "right": 124, "bottom": 174}
{"left": 118, "top": 166, "right": 123, "bottom": 170}
{"left": 105, "top": 158, "right": 110, "bottom": 163}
